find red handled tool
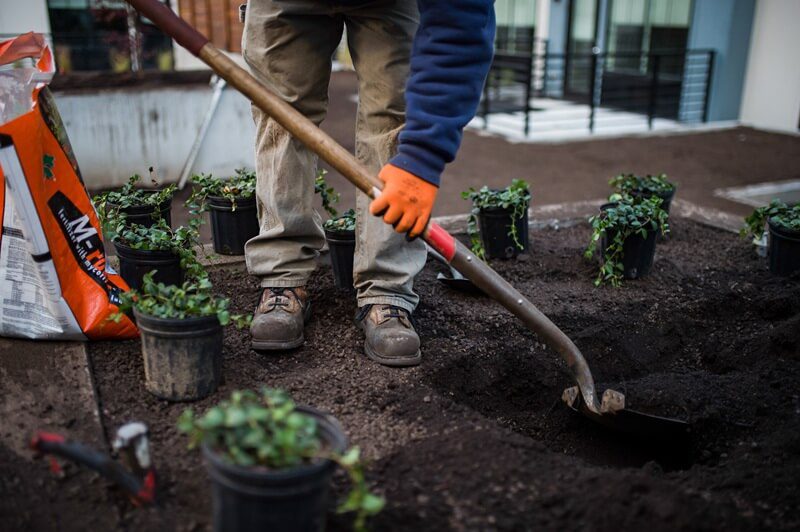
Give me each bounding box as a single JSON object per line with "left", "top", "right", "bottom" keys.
{"left": 31, "top": 422, "right": 156, "bottom": 505}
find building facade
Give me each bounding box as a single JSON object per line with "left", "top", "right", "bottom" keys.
{"left": 504, "top": 0, "right": 798, "bottom": 132}
{"left": 2, "top": 0, "right": 798, "bottom": 133}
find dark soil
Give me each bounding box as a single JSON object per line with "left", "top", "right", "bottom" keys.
{"left": 12, "top": 220, "right": 800, "bottom": 531}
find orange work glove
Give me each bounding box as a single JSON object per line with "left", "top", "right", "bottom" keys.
{"left": 369, "top": 164, "right": 438, "bottom": 239}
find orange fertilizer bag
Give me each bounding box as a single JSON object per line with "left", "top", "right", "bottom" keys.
{"left": 0, "top": 33, "right": 137, "bottom": 340}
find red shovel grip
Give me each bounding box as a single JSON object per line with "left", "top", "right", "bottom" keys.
{"left": 125, "top": 0, "right": 208, "bottom": 56}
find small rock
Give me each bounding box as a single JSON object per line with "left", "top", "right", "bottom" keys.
{"left": 423, "top": 396, "right": 431, "bottom": 403}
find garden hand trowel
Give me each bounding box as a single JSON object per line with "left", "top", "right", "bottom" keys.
{"left": 123, "top": 0, "right": 689, "bottom": 439}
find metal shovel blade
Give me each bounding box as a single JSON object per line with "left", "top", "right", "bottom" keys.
{"left": 436, "top": 270, "right": 484, "bottom": 294}
{"left": 429, "top": 246, "right": 483, "bottom": 294}
{"left": 562, "top": 386, "right": 690, "bottom": 440}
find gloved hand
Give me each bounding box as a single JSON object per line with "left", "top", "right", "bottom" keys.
{"left": 369, "top": 164, "right": 438, "bottom": 239}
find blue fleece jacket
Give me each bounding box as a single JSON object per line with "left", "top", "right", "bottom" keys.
{"left": 389, "top": 0, "right": 496, "bottom": 187}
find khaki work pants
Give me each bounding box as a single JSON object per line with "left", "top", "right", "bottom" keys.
{"left": 242, "top": 0, "right": 427, "bottom": 313}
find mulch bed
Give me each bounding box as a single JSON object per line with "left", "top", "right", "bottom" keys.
{"left": 12, "top": 219, "right": 800, "bottom": 531}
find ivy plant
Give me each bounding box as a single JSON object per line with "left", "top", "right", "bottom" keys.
{"left": 178, "top": 388, "right": 385, "bottom": 532}
{"left": 584, "top": 195, "right": 669, "bottom": 287}
{"left": 462, "top": 179, "right": 531, "bottom": 260}
{"left": 324, "top": 208, "right": 356, "bottom": 233}
{"left": 609, "top": 173, "right": 675, "bottom": 197}
{"left": 114, "top": 272, "right": 250, "bottom": 327}
{"left": 315, "top": 169, "right": 356, "bottom": 232}
{"left": 741, "top": 199, "right": 800, "bottom": 239}
{"left": 93, "top": 173, "right": 176, "bottom": 225}
{"left": 187, "top": 168, "right": 257, "bottom": 213}
{"left": 314, "top": 169, "right": 340, "bottom": 218}
{"left": 108, "top": 213, "right": 206, "bottom": 281}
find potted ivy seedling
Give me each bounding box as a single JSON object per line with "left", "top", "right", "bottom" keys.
{"left": 585, "top": 195, "right": 669, "bottom": 286}
{"left": 315, "top": 170, "right": 356, "bottom": 291}
{"left": 116, "top": 273, "right": 248, "bottom": 401}
{"left": 324, "top": 210, "right": 357, "bottom": 292}
{"left": 742, "top": 199, "right": 800, "bottom": 276}
{"left": 188, "top": 169, "right": 259, "bottom": 255}
{"left": 95, "top": 172, "right": 176, "bottom": 228}
{"left": 177, "top": 388, "right": 385, "bottom": 532}
{"left": 107, "top": 213, "right": 203, "bottom": 290}
{"left": 462, "top": 179, "right": 531, "bottom": 260}
{"left": 609, "top": 173, "right": 677, "bottom": 214}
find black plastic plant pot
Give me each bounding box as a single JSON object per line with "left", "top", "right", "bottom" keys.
{"left": 208, "top": 195, "right": 260, "bottom": 255}
{"left": 134, "top": 309, "right": 223, "bottom": 401}
{"left": 767, "top": 219, "right": 800, "bottom": 276}
{"left": 202, "top": 406, "right": 347, "bottom": 532}
{"left": 599, "top": 204, "right": 659, "bottom": 280}
{"left": 478, "top": 204, "right": 530, "bottom": 259}
{"left": 114, "top": 241, "right": 184, "bottom": 290}
{"left": 324, "top": 228, "right": 355, "bottom": 292}
{"left": 107, "top": 193, "right": 173, "bottom": 228}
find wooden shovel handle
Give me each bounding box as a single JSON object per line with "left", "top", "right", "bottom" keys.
{"left": 125, "top": 0, "right": 208, "bottom": 56}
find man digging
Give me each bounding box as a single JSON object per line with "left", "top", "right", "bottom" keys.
{"left": 242, "top": 1, "right": 495, "bottom": 365}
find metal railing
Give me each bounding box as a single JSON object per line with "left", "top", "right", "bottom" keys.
{"left": 479, "top": 36, "right": 549, "bottom": 136}
{"left": 479, "top": 48, "right": 715, "bottom": 136}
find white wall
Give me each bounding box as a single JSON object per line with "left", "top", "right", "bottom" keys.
{"left": 55, "top": 85, "right": 256, "bottom": 188}
{"left": 0, "top": 0, "right": 51, "bottom": 36}
{"left": 739, "top": 0, "right": 800, "bottom": 133}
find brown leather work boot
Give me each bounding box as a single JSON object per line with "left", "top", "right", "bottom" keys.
{"left": 251, "top": 287, "right": 311, "bottom": 351}
{"left": 357, "top": 304, "right": 421, "bottom": 367}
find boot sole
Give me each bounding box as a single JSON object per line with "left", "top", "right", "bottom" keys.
{"left": 252, "top": 336, "right": 305, "bottom": 351}
{"left": 251, "top": 301, "right": 311, "bottom": 352}
{"left": 364, "top": 341, "right": 422, "bottom": 367}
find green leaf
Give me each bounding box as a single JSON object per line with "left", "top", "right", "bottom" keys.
{"left": 199, "top": 407, "right": 225, "bottom": 429}
{"left": 339, "top": 447, "right": 360, "bottom": 467}
{"left": 361, "top": 494, "right": 385, "bottom": 514}
{"left": 338, "top": 489, "right": 362, "bottom": 513}
{"left": 225, "top": 406, "right": 247, "bottom": 427}
{"left": 176, "top": 409, "right": 195, "bottom": 433}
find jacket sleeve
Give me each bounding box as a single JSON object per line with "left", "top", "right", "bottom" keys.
{"left": 388, "top": 0, "right": 496, "bottom": 187}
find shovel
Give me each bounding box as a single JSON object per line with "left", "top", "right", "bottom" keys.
{"left": 123, "top": 0, "right": 688, "bottom": 438}
{"left": 427, "top": 245, "right": 483, "bottom": 295}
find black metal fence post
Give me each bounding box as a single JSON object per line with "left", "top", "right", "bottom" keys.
{"left": 648, "top": 53, "right": 661, "bottom": 130}
{"left": 481, "top": 74, "right": 490, "bottom": 129}
{"left": 588, "top": 51, "right": 598, "bottom": 133}
{"left": 541, "top": 40, "right": 549, "bottom": 97}
{"left": 524, "top": 55, "right": 533, "bottom": 136}
{"left": 703, "top": 50, "right": 715, "bottom": 123}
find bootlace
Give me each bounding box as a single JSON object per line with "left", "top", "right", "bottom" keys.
{"left": 383, "top": 309, "right": 407, "bottom": 321}
{"left": 357, "top": 304, "right": 416, "bottom": 328}
{"left": 265, "top": 288, "right": 296, "bottom": 310}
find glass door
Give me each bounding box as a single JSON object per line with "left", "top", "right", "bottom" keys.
{"left": 565, "top": 0, "right": 600, "bottom": 95}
